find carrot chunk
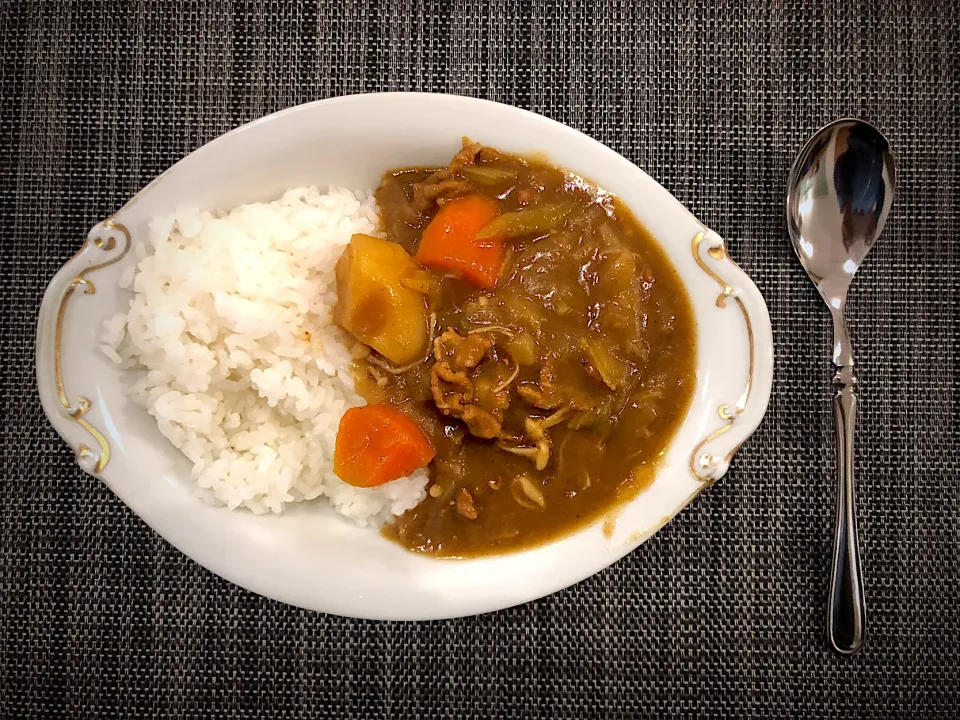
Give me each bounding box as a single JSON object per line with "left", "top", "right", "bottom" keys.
{"left": 415, "top": 195, "right": 504, "bottom": 289}
{"left": 334, "top": 405, "right": 435, "bottom": 488}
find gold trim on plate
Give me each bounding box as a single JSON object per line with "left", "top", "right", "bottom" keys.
{"left": 689, "top": 231, "right": 756, "bottom": 483}
{"left": 54, "top": 220, "right": 131, "bottom": 474}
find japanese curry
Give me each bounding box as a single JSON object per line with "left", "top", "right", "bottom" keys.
{"left": 332, "top": 141, "right": 696, "bottom": 557}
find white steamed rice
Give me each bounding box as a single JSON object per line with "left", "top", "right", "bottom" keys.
{"left": 100, "top": 186, "right": 427, "bottom": 524}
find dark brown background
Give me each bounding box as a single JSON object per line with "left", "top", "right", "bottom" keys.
{"left": 2, "top": 0, "right": 958, "bottom": 717}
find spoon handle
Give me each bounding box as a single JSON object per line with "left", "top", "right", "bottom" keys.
{"left": 827, "top": 368, "right": 866, "bottom": 655}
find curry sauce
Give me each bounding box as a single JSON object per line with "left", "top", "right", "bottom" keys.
{"left": 338, "top": 142, "right": 696, "bottom": 557}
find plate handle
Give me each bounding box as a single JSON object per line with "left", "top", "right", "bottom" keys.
{"left": 688, "top": 230, "right": 773, "bottom": 483}
{"left": 38, "top": 219, "right": 131, "bottom": 474}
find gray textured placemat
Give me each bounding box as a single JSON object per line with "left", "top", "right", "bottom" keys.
{"left": 2, "top": 0, "right": 958, "bottom": 717}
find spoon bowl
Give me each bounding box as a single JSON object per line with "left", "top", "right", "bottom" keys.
{"left": 787, "top": 119, "right": 896, "bottom": 364}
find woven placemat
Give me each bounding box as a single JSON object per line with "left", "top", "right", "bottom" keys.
{"left": 2, "top": 0, "right": 958, "bottom": 717}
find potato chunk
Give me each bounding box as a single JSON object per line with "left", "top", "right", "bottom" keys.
{"left": 334, "top": 234, "right": 429, "bottom": 365}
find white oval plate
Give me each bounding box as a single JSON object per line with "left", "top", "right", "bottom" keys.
{"left": 36, "top": 93, "right": 773, "bottom": 620}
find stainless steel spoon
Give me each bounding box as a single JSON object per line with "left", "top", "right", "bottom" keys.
{"left": 785, "top": 118, "right": 896, "bottom": 655}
